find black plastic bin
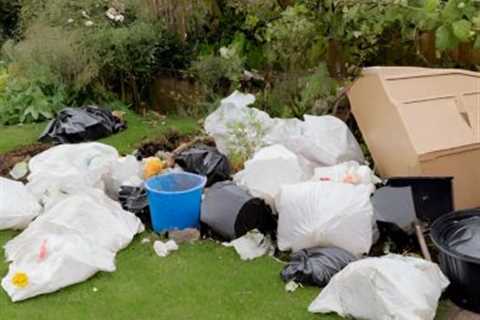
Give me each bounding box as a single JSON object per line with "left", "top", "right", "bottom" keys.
{"left": 431, "top": 210, "right": 480, "bottom": 313}
{"left": 385, "top": 177, "right": 454, "bottom": 223}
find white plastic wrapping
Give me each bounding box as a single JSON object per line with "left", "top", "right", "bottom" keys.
{"left": 234, "top": 144, "right": 308, "bottom": 206}
{"left": 308, "top": 254, "right": 450, "bottom": 320}
{"left": 276, "top": 181, "right": 374, "bottom": 256}
{"left": 0, "top": 177, "right": 42, "bottom": 230}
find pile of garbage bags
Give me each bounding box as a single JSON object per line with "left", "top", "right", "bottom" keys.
{"left": 0, "top": 90, "right": 450, "bottom": 318}
{"left": 200, "top": 91, "right": 449, "bottom": 319}
{"left": 0, "top": 143, "right": 145, "bottom": 302}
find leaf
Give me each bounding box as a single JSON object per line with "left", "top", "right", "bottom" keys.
{"left": 436, "top": 25, "right": 458, "bottom": 49}
{"left": 452, "top": 19, "right": 473, "bottom": 42}
{"left": 424, "top": 0, "right": 439, "bottom": 12}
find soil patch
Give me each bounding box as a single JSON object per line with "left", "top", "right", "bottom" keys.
{"left": 0, "top": 143, "right": 51, "bottom": 177}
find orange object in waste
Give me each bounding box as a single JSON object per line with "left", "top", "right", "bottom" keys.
{"left": 348, "top": 67, "right": 480, "bottom": 209}
{"left": 144, "top": 157, "right": 166, "bottom": 179}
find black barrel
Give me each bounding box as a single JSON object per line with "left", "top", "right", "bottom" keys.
{"left": 430, "top": 209, "right": 480, "bottom": 313}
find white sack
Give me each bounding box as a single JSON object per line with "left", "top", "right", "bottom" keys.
{"left": 276, "top": 181, "right": 374, "bottom": 255}
{"left": 2, "top": 230, "right": 116, "bottom": 302}
{"left": 234, "top": 145, "right": 308, "bottom": 206}
{"left": 0, "top": 177, "right": 41, "bottom": 230}
{"left": 27, "top": 143, "right": 119, "bottom": 206}
{"left": 308, "top": 254, "right": 450, "bottom": 320}
{"left": 275, "top": 115, "right": 365, "bottom": 167}
{"left": 205, "top": 92, "right": 364, "bottom": 167}
{"left": 204, "top": 91, "right": 273, "bottom": 157}
{"left": 5, "top": 189, "right": 144, "bottom": 259}
{"left": 311, "top": 161, "right": 380, "bottom": 187}
{"left": 2, "top": 189, "right": 143, "bottom": 302}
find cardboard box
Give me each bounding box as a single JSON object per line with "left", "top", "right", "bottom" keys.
{"left": 348, "top": 67, "right": 480, "bottom": 209}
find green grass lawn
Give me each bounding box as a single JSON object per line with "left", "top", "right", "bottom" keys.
{"left": 0, "top": 111, "right": 451, "bottom": 319}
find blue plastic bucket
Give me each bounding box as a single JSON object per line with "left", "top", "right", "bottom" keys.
{"left": 145, "top": 172, "right": 207, "bottom": 232}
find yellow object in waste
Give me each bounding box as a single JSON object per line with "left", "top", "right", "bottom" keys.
{"left": 144, "top": 157, "right": 166, "bottom": 179}
{"left": 12, "top": 272, "right": 29, "bottom": 288}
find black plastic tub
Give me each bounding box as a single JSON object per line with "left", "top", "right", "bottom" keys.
{"left": 385, "top": 177, "right": 454, "bottom": 223}
{"left": 431, "top": 209, "right": 480, "bottom": 313}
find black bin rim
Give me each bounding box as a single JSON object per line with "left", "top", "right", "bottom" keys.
{"left": 431, "top": 209, "right": 480, "bottom": 265}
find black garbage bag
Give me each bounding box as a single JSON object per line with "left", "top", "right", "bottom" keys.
{"left": 175, "top": 144, "right": 231, "bottom": 187}
{"left": 201, "top": 181, "right": 276, "bottom": 240}
{"left": 39, "top": 106, "right": 126, "bottom": 144}
{"left": 281, "top": 247, "right": 357, "bottom": 287}
{"left": 118, "top": 185, "right": 152, "bottom": 229}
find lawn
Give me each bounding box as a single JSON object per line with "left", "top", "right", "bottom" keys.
{"left": 0, "top": 111, "right": 450, "bottom": 320}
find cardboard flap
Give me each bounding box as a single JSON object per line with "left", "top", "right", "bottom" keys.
{"left": 398, "top": 97, "right": 475, "bottom": 155}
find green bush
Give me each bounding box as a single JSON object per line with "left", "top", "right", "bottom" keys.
{"left": 0, "top": 68, "right": 65, "bottom": 125}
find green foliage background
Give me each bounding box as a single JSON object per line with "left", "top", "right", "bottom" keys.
{"left": 0, "top": 0, "right": 480, "bottom": 125}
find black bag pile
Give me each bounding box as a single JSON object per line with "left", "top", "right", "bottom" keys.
{"left": 39, "top": 106, "right": 126, "bottom": 144}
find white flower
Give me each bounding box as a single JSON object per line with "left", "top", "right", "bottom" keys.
{"left": 85, "top": 20, "right": 94, "bottom": 27}
{"left": 67, "top": 18, "right": 74, "bottom": 24}
{"left": 353, "top": 31, "right": 362, "bottom": 38}
{"left": 81, "top": 10, "right": 90, "bottom": 19}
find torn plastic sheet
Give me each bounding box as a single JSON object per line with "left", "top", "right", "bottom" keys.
{"left": 372, "top": 186, "right": 417, "bottom": 234}
{"left": 281, "top": 247, "right": 357, "bottom": 287}
{"left": 175, "top": 144, "right": 231, "bottom": 187}
{"left": 39, "top": 106, "right": 126, "bottom": 144}
{"left": 223, "top": 229, "right": 274, "bottom": 261}
{"left": 153, "top": 240, "right": 178, "bottom": 257}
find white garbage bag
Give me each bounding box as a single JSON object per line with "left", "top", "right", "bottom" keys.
{"left": 0, "top": 177, "right": 42, "bottom": 230}
{"left": 311, "top": 161, "right": 380, "bottom": 187}
{"left": 204, "top": 91, "right": 274, "bottom": 157}
{"left": 26, "top": 142, "right": 119, "bottom": 206}
{"left": 308, "top": 254, "right": 450, "bottom": 320}
{"left": 5, "top": 189, "right": 143, "bottom": 259}
{"left": 2, "top": 230, "right": 116, "bottom": 302}
{"left": 205, "top": 92, "right": 364, "bottom": 167}
{"left": 234, "top": 145, "right": 308, "bottom": 206}
{"left": 2, "top": 189, "right": 143, "bottom": 302}
{"left": 278, "top": 115, "right": 365, "bottom": 167}
{"left": 276, "top": 181, "right": 374, "bottom": 256}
